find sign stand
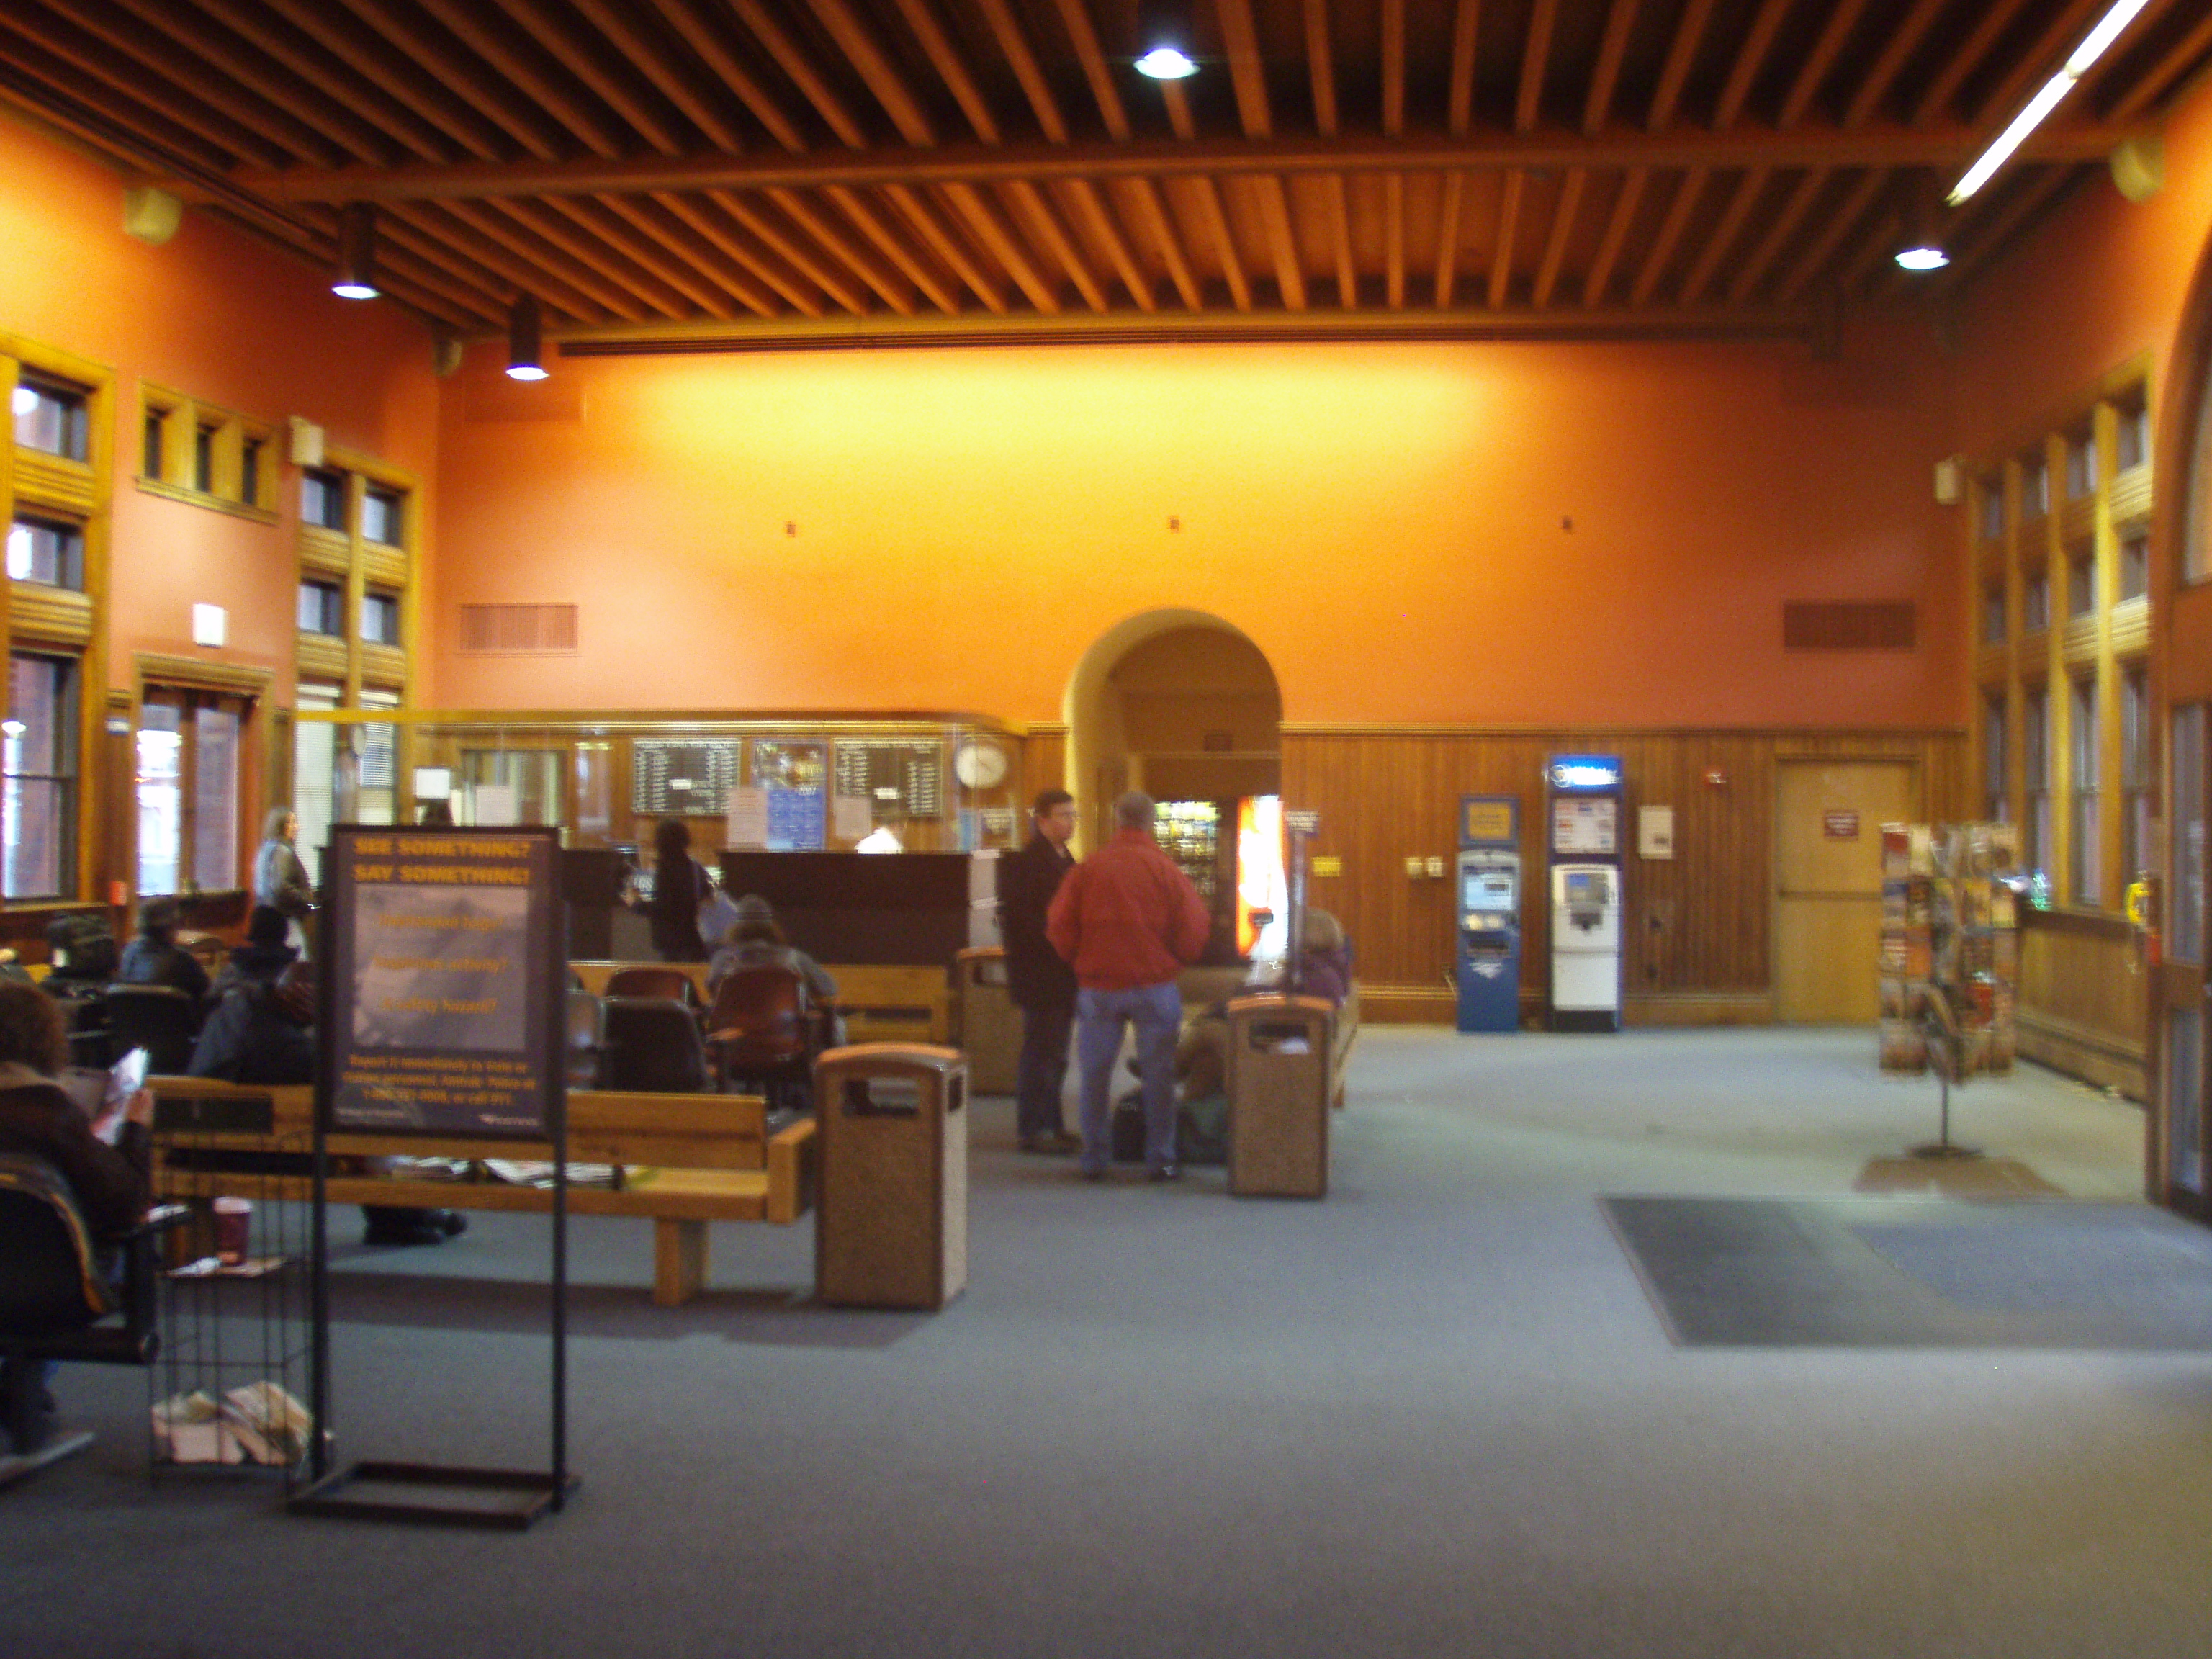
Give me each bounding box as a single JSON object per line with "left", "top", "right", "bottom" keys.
{"left": 292, "top": 825, "right": 576, "bottom": 1529}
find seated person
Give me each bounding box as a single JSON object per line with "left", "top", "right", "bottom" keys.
{"left": 1294, "top": 909, "right": 1353, "bottom": 1007}
{"left": 707, "top": 896, "right": 845, "bottom": 1051}
{"left": 205, "top": 906, "right": 301, "bottom": 1011}
{"left": 40, "top": 913, "right": 118, "bottom": 992}
{"left": 0, "top": 980, "right": 155, "bottom": 1452}
{"left": 116, "top": 896, "right": 212, "bottom": 1007}
{"left": 189, "top": 960, "right": 464, "bottom": 1250}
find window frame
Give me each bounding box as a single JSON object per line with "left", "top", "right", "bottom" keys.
{"left": 1, "top": 651, "right": 81, "bottom": 902}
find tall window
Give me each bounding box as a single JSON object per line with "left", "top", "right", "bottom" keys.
{"left": 2024, "top": 685, "right": 2051, "bottom": 881}
{"left": 2117, "top": 398, "right": 2151, "bottom": 473}
{"left": 362, "top": 487, "right": 403, "bottom": 547}
{"left": 361, "top": 590, "right": 400, "bottom": 645}
{"left": 2023, "top": 567, "right": 2050, "bottom": 632}
{"left": 137, "top": 688, "right": 251, "bottom": 895}
{"left": 2021, "top": 453, "right": 2050, "bottom": 518}
{"left": 301, "top": 469, "right": 346, "bottom": 531}
{"left": 1983, "top": 691, "right": 2008, "bottom": 824}
{"left": 7, "top": 515, "right": 84, "bottom": 588}
{"left": 12, "top": 377, "right": 88, "bottom": 460}
{"left": 1982, "top": 582, "right": 2006, "bottom": 644}
{"left": 2066, "top": 426, "right": 2098, "bottom": 500}
{"left": 2123, "top": 666, "right": 2152, "bottom": 884}
{"left": 2071, "top": 676, "right": 2100, "bottom": 905}
{"left": 1978, "top": 480, "right": 2005, "bottom": 542}
{"left": 2068, "top": 547, "right": 2097, "bottom": 618}
{"left": 2, "top": 654, "right": 77, "bottom": 899}
{"left": 2121, "top": 529, "right": 2150, "bottom": 601}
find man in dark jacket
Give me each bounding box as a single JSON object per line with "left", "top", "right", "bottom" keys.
{"left": 1046, "top": 791, "right": 1212, "bottom": 1182}
{"left": 999, "top": 790, "right": 1080, "bottom": 1154}
{"left": 117, "top": 896, "right": 211, "bottom": 1006}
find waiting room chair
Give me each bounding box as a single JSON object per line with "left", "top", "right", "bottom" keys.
{"left": 104, "top": 984, "right": 202, "bottom": 1076}
{"left": 0, "top": 1154, "right": 182, "bottom": 1488}
{"left": 704, "top": 964, "right": 814, "bottom": 1110}
{"left": 566, "top": 989, "right": 605, "bottom": 1091}
{"left": 604, "top": 966, "right": 700, "bottom": 1007}
{"left": 599, "top": 996, "right": 711, "bottom": 1094}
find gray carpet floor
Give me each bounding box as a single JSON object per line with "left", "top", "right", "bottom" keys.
{"left": 5, "top": 1028, "right": 2205, "bottom": 1659}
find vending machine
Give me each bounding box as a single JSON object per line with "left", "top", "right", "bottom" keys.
{"left": 1546, "top": 755, "right": 1623, "bottom": 1032}
{"left": 1455, "top": 796, "right": 1521, "bottom": 1033}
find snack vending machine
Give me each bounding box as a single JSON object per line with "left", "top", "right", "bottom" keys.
{"left": 1547, "top": 755, "right": 1623, "bottom": 1032}
{"left": 1455, "top": 796, "right": 1522, "bottom": 1033}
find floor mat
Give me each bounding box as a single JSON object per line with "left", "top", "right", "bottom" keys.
{"left": 1601, "top": 1195, "right": 2212, "bottom": 1349}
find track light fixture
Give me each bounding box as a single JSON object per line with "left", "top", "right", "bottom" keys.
{"left": 1894, "top": 174, "right": 1949, "bottom": 273}
{"left": 1949, "top": 0, "right": 2155, "bottom": 204}
{"left": 331, "top": 202, "right": 379, "bottom": 300}
{"left": 506, "top": 295, "right": 549, "bottom": 382}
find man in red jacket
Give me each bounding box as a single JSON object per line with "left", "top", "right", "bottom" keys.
{"left": 1046, "top": 791, "right": 1212, "bottom": 1181}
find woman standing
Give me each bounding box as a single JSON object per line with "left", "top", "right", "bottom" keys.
{"left": 640, "top": 817, "right": 711, "bottom": 962}
{"left": 252, "top": 808, "right": 315, "bottom": 953}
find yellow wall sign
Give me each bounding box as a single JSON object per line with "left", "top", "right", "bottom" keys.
{"left": 1311, "top": 855, "right": 1343, "bottom": 877}
{"left": 1462, "top": 801, "right": 1514, "bottom": 843}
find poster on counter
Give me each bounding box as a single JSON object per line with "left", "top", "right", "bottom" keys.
{"left": 727, "top": 787, "right": 768, "bottom": 849}
{"left": 322, "top": 825, "right": 560, "bottom": 1138}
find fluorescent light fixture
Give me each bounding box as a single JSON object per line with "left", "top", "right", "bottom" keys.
{"left": 11, "top": 385, "right": 38, "bottom": 417}
{"left": 1135, "top": 46, "right": 1197, "bottom": 79}
{"left": 1896, "top": 246, "right": 1950, "bottom": 271}
{"left": 1951, "top": 0, "right": 2156, "bottom": 204}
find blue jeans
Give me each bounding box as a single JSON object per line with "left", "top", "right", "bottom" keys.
{"left": 1075, "top": 981, "right": 1182, "bottom": 1174}
{"left": 1015, "top": 997, "right": 1074, "bottom": 1140}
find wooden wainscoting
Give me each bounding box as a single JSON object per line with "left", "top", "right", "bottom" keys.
{"left": 1281, "top": 726, "right": 1973, "bottom": 1027}
{"left": 2015, "top": 907, "right": 2149, "bottom": 1100}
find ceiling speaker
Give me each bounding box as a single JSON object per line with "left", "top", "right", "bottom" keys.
{"left": 288, "top": 415, "right": 324, "bottom": 468}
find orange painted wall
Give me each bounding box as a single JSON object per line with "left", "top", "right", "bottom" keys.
{"left": 434, "top": 321, "right": 1964, "bottom": 729}
{"left": 0, "top": 114, "right": 440, "bottom": 698}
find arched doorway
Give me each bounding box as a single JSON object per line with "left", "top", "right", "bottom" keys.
{"left": 1064, "top": 611, "right": 1282, "bottom": 844}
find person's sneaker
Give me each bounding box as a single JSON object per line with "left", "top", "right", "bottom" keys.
{"left": 1020, "top": 1130, "right": 1080, "bottom": 1155}
{"left": 1147, "top": 1164, "right": 1181, "bottom": 1183}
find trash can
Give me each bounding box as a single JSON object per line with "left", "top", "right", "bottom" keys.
{"left": 814, "top": 1043, "right": 968, "bottom": 1309}
{"left": 1226, "top": 994, "right": 1334, "bottom": 1199}
{"left": 953, "top": 947, "right": 1020, "bottom": 1095}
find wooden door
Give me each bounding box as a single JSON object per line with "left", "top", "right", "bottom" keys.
{"left": 1773, "top": 760, "right": 1917, "bottom": 1022}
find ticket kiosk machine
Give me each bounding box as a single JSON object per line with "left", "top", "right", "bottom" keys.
{"left": 1547, "top": 755, "right": 1623, "bottom": 1032}
{"left": 1455, "top": 796, "right": 1521, "bottom": 1033}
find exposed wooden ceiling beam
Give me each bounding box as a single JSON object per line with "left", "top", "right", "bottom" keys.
{"left": 1385, "top": 174, "right": 1405, "bottom": 307}
{"left": 1713, "top": 0, "right": 1791, "bottom": 131}
{"left": 1259, "top": 176, "right": 1307, "bottom": 310}
{"left": 338, "top": 0, "right": 565, "bottom": 161}
{"left": 645, "top": 0, "right": 806, "bottom": 153}
{"left": 495, "top": 0, "right": 686, "bottom": 156}
{"left": 683, "top": 191, "right": 848, "bottom": 315}
{"left": 1647, "top": 0, "right": 1717, "bottom": 130}
{"left": 1584, "top": 0, "right": 1639, "bottom": 135}
{"left": 376, "top": 205, "right": 578, "bottom": 323}
{"left": 889, "top": 0, "right": 999, "bottom": 143}
{"left": 1007, "top": 180, "right": 1109, "bottom": 310}
{"left": 262, "top": 0, "right": 509, "bottom": 161}
{"left": 223, "top": 122, "right": 2141, "bottom": 203}
{"left": 569, "top": 0, "right": 745, "bottom": 152}
{"left": 942, "top": 183, "right": 1061, "bottom": 310}
{"left": 1159, "top": 80, "right": 1198, "bottom": 142}
{"left": 727, "top": 0, "right": 870, "bottom": 149}
{"left": 1773, "top": 168, "right": 1887, "bottom": 302}
{"left": 1972, "top": 0, "right": 2108, "bottom": 129}
{"left": 1190, "top": 177, "right": 1253, "bottom": 310}
{"left": 607, "top": 193, "right": 786, "bottom": 316}
{"left": 549, "top": 195, "right": 733, "bottom": 315}
{"left": 1058, "top": 179, "right": 1154, "bottom": 310}
{"left": 1434, "top": 171, "right": 1465, "bottom": 307}
{"left": 975, "top": 0, "right": 1068, "bottom": 143}
{"left": 2108, "top": 8, "right": 2212, "bottom": 120}
{"left": 765, "top": 186, "right": 919, "bottom": 313}
{"left": 1382, "top": 0, "right": 1406, "bottom": 137}
{"left": 411, "top": 0, "right": 624, "bottom": 159}
{"left": 1121, "top": 178, "right": 1203, "bottom": 309}
{"left": 1941, "top": 166, "right": 2080, "bottom": 277}
{"left": 1583, "top": 167, "right": 1647, "bottom": 305}
{"left": 1048, "top": 0, "right": 1130, "bottom": 141}
{"left": 195, "top": 0, "right": 452, "bottom": 164}
{"left": 393, "top": 199, "right": 622, "bottom": 323}
{"left": 1217, "top": 0, "right": 1274, "bottom": 139}
{"left": 1678, "top": 166, "right": 1768, "bottom": 304}
{"left": 1449, "top": 0, "right": 1481, "bottom": 136}
{"left": 1516, "top": 1, "right": 1556, "bottom": 136}
{"left": 1841, "top": 0, "right": 1953, "bottom": 128}
{"left": 1532, "top": 166, "right": 1586, "bottom": 310}
{"left": 826, "top": 184, "right": 964, "bottom": 312}
{"left": 1912, "top": 0, "right": 2038, "bottom": 126}
{"left": 1307, "top": 0, "right": 1339, "bottom": 137}
{"left": 1776, "top": 0, "right": 1874, "bottom": 130}
{"left": 1630, "top": 168, "right": 1708, "bottom": 307}
{"left": 459, "top": 198, "right": 651, "bottom": 319}
{"left": 886, "top": 184, "right": 1010, "bottom": 311}
{"left": 1488, "top": 168, "right": 1524, "bottom": 307}
{"left": 805, "top": 0, "right": 936, "bottom": 147}
{"left": 1326, "top": 174, "right": 1356, "bottom": 307}
{"left": 1726, "top": 168, "right": 1828, "bottom": 302}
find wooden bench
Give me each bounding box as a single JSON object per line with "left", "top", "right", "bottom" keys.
{"left": 570, "top": 958, "right": 953, "bottom": 1046}
{"left": 148, "top": 1077, "right": 817, "bottom": 1306}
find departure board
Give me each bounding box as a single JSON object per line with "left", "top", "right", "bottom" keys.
{"left": 631, "top": 739, "right": 742, "bottom": 817}
{"left": 832, "top": 740, "right": 945, "bottom": 820}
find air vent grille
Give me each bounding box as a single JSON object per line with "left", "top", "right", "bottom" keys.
{"left": 457, "top": 603, "right": 578, "bottom": 655}
{"left": 1782, "top": 601, "right": 1915, "bottom": 651}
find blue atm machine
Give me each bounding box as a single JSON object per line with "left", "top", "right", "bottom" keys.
{"left": 1455, "top": 795, "right": 1521, "bottom": 1033}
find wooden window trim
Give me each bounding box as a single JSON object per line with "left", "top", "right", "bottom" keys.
{"left": 135, "top": 381, "right": 278, "bottom": 521}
